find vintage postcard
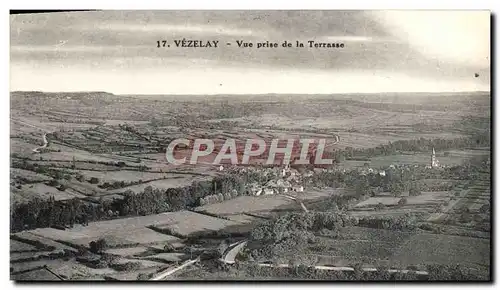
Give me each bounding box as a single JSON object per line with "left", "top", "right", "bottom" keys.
{"left": 9, "top": 10, "right": 491, "bottom": 281}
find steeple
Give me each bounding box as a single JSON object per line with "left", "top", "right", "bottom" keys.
{"left": 431, "top": 147, "right": 439, "bottom": 168}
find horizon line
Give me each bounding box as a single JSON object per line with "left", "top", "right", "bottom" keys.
{"left": 10, "top": 90, "right": 491, "bottom": 96}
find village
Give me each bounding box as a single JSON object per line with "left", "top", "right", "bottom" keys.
{"left": 215, "top": 147, "right": 444, "bottom": 198}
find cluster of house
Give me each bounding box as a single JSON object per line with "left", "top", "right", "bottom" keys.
{"left": 225, "top": 165, "right": 306, "bottom": 196}
{"left": 251, "top": 165, "right": 306, "bottom": 196}
{"left": 249, "top": 180, "right": 305, "bottom": 196}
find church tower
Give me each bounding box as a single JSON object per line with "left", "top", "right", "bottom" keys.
{"left": 431, "top": 148, "right": 440, "bottom": 168}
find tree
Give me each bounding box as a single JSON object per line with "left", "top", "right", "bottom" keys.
{"left": 164, "top": 242, "right": 174, "bottom": 252}
{"left": 137, "top": 273, "right": 152, "bottom": 280}
{"left": 391, "top": 183, "right": 403, "bottom": 197}
{"left": 459, "top": 213, "right": 471, "bottom": 224}
{"left": 89, "top": 238, "right": 108, "bottom": 254}
{"left": 368, "top": 187, "right": 378, "bottom": 197}
{"left": 75, "top": 174, "right": 84, "bottom": 182}
{"left": 353, "top": 263, "right": 364, "bottom": 280}
{"left": 217, "top": 240, "right": 230, "bottom": 257}
{"left": 100, "top": 182, "right": 111, "bottom": 189}
{"left": 480, "top": 203, "right": 490, "bottom": 213}
{"left": 47, "top": 179, "right": 59, "bottom": 187}
{"left": 375, "top": 203, "right": 385, "bottom": 211}
{"left": 398, "top": 197, "right": 407, "bottom": 206}
{"left": 89, "top": 177, "right": 99, "bottom": 184}
{"left": 53, "top": 171, "right": 64, "bottom": 180}
{"left": 457, "top": 205, "right": 469, "bottom": 214}
{"left": 111, "top": 261, "right": 141, "bottom": 271}
{"left": 354, "top": 177, "right": 370, "bottom": 197}
{"left": 409, "top": 183, "right": 421, "bottom": 196}
{"left": 335, "top": 152, "right": 346, "bottom": 163}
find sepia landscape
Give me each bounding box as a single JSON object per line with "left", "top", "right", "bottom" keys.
{"left": 10, "top": 10, "right": 491, "bottom": 281}
{"left": 10, "top": 91, "right": 491, "bottom": 281}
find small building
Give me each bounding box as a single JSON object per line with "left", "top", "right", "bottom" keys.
{"left": 263, "top": 188, "right": 275, "bottom": 195}
{"left": 276, "top": 179, "right": 291, "bottom": 188}
{"left": 292, "top": 185, "right": 304, "bottom": 192}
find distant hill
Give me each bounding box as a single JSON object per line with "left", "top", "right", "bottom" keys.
{"left": 121, "top": 91, "right": 490, "bottom": 106}
{"left": 10, "top": 90, "right": 490, "bottom": 106}
{"left": 10, "top": 91, "right": 115, "bottom": 99}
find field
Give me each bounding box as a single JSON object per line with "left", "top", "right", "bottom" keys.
{"left": 305, "top": 226, "right": 489, "bottom": 273}
{"left": 197, "top": 188, "right": 336, "bottom": 217}
{"left": 10, "top": 239, "right": 38, "bottom": 253}
{"left": 389, "top": 233, "right": 490, "bottom": 270}
{"left": 198, "top": 195, "right": 298, "bottom": 216}
{"left": 26, "top": 211, "right": 226, "bottom": 242}
{"left": 11, "top": 183, "right": 87, "bottom": 203}
{"left": 10, "top": 209, "right": 250, "bottom": 280}
{"left": 355, "top": 191, "right": 449, "bottom": 208}
{"left": 427, "top": 174, "right": 491, "bottom": 231}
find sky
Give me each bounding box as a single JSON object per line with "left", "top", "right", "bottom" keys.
{"left": 10, "top": 10, "right": 490, "bottom": 94}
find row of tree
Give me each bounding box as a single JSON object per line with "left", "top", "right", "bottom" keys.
{"left": 240, "top": 262, "right": 486, "bottom": 281}
{"left": 198, "top": 189, "right": 247, "bottom": 206}
{"left": 357, "top": 213, "right": 419, "bottom": 231}
{"left": 10, "top": 172, "right": 256, "bottom": 232}
{"left": 337, "top": 134, "right": 490, "bottom": 160}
